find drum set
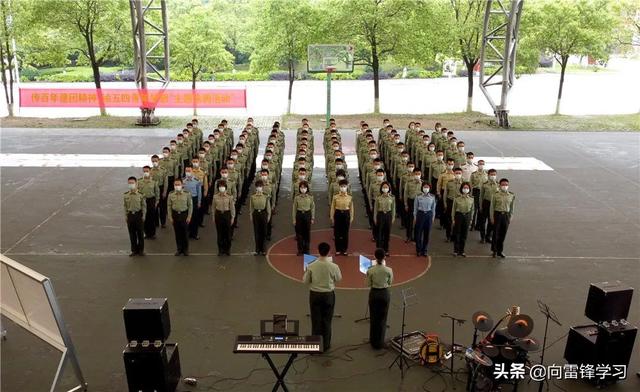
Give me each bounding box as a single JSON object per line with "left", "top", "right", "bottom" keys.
{"left": 464, "top": 306, "right": 540, "bottom": 392}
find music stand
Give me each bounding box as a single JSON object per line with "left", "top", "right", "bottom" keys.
{"left": 440, "top": 313, "right": 466, "bottom": 390}
{"left": 388, "top": 287, "right": 418, "bottom": 378}
{"left": 355, "top": 255, "right": 373, "bottom": 323}
{"left": 537, "top": 300, "right": 561, "bottom": 392}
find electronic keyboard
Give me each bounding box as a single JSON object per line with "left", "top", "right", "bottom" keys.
{"left": 234, "top": 335, "right": 322, "bottom": 354}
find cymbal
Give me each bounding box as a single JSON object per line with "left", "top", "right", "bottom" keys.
{"left": 507, "top": 314, "right": 534, "bottom": 338}
{"left": 472, "top": 311, "right": 494, "bottom": 332}
{"left": 500, "top": 346, "right": 517, "bottom": 360}
{"left": 515, "top": 337, "right": 540, "bottom": 352}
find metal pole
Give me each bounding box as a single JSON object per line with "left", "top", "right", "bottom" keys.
{"left": 326, "top": 71, "right": 332, "bottom": 128}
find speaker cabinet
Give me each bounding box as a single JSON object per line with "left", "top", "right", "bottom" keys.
{"left": 585, "top": 281, "right": 633, "bottom": 323}
{"left": 123, "top": 298, "right": 171, "bottom": 343}
{"left": 123, "top": 342, "right": 181, "bottom": 392}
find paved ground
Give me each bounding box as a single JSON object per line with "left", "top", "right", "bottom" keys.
{"left": 1, "top": 125, "right": 639, "bottom": 391}
{"left": 2, "top": 58, "right": 639, "bottom": 118}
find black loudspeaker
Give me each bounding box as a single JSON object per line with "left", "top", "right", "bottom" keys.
{"left": 123, "top": 342, "right": 181, "bottom": 392}
{"left": 585, "top": 281, "right": 633, "bottom": 323}
{"left": 564, "top": 324, "right": 637, "bottom": 377}
{"left": 123, "top": 298, "right": 171, "bottom": 343}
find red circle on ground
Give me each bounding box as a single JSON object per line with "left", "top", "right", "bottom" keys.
{"left": 266, "top": 229, "right": 431, "bottom": 289}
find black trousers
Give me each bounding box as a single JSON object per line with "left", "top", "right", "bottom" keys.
{"left": 376, "top": 211, "right": 392, "bottom": 252}
{"left": 436, "top": 191, "right": 445, "bottom": 221}
{"left": 333, "top": 210, "right": 351, "bottom": 253}
{"left": 215, "top": 210, "right": 232, "bottom": 254}
{"left": 159, "top": 178, "right": 174, "bottom": 226}
{"left": 295, "top": 210, "right": 312, "bottom": 254}
{"left": 155, "top": 186, "right": 163, "bottom": 227}
{"left": 310, "top": 291, "right": 335, "bottom": 351}
{"left": 171, "top": 211, "right": 189, "bottom": 253}
{"left": 369, "top": 288, "right": 390, "bottom": 349}
{"left": 405, "top": 198, "right": 415, "bottom": 240}
{"left": 444, "top": 199, "right": 454, "bottom": 239}
{"left": 414, "top": 210, "right": 433, "bottom": 255}
{"left": 471, "top": 189, "right": 481, "bottom": 230}
{"left": 252, "top": 209, "right": 268, "bottom": 253}
{"left": 492, "top": 212, "right": 510, "bottom": 254}
{"left": 453, "top": 211, "right": 471, "bottom": 254}
{"left": 198, "top": 187, "right": 207, "bottom": 225}
{"left": 478, "top": 200, "right": 494, "bottom": 241}
{"left": 188, "top": 196, "right": 200, "bottom": 238}
{"left": 144, "top": 197, "right": 157, "bottom": 238}
{"left": 126, "top": 211, "right": 144, "bottom": 254}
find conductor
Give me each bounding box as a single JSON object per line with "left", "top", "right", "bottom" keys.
{"left": 303, "top": 242, "right": 342, "bottom": 352}
{"left": 367, "top": 248, "right": 393, "bottom": 349}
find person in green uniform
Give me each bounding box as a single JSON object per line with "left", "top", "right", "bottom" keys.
{"left": 330, "top": 180, "right": 355, "bottom": 256}
{"left": 124, "top": 177, "right": 146, "bottom": 256}
{"left": 451, "top": 182, "right": 474, "bottom": 257}
{"left": 490, "top": 179, "right": 515, "bottom": 258}
{"left": 442, "top": 165, "right": 462, "bottom": 241}
{"left": 470, "top": 159, "right": 487, "bottom": 232}
{"left": 159, "top": 146, "right": 179, "bottom": 227}
{"left": 249, "top": 180, "right": 271, "bottom": 256}
{"left": 478, "top": 169, "right": 499, "bottom": 243}
{"left": 367, "top": 248, "right": 393, "bottom": 349}
{"left": 374, "top": 182, "right": 395, "bottom": 255}
{"left": 167, "top": 178, "right": 193, "bottom": 256}
{"left": 138, "top": 165, "right": 159, "bottom": 239}
{"left": 403, "top": 168, "right": 423, "bottom": 243}
{"left": 150, "top": 155, "right": 168, "bottom": 228}
{"left": 213, "top": 180, "right": 235, "bottom": 256}
{"left": 292, "top": 180, "right": 315, "bottom": 255}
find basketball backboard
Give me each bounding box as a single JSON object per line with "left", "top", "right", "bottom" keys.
{"left": 307, "top": 44, "right": 354, "bottom": 73}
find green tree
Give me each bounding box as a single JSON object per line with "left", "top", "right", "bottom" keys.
{"left": 210, "top": 0, "right": 252, "bottom": 64}
{"left": 612, "top": 0, "right": 640, "bottom": 49}
{"left": 249, "top": 0, "right": 316, "bottom": 114}
{"left": 527, "top": 0, "right": 616, "bottom": 114}
{"left": 0, "top": 0, "right": 17, "bottom": 116}
{"left": 171, "top": 6, "right": 233, "bottom": 115}
{"left": 30, "top": 0, "right": 130, "bottom": 116}
{"left": 449, "top": 0, "right": 485, "bottom": 112}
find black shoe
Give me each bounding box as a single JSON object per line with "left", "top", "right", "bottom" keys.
{"left": 129, "top": 252, "right": 136, "bottom": 257}
{"left": 253, "top": 252, "right": 260, "bottom": 256}
{"left": 261, "top": 251, "right": 267, "bottom": 256}
{"left": 199, "top": 224, "right": 205, "bottom": 228}
{"left": 452, "top": 252, "right": 457, "bottom": 257}
{"left": 297, "top": 252, "right": 302, "bottom": 256}
{"left": 183, "top": 251, "right": 189, "bottom": 256}
{"left": 174, "top": 251, "right": 181, "bottom": 256}
{"left": 492, "top": 252, "right": 497, "bottom": 258}
{"left": 225, "top": 252, "right": 231, "bottom": 256}
{"left": 161, "top": 224, "right": 166, "bottom": 228}
{"left": 266, "top": 237, "right": 271, "bottom": 241}
{"left": 480, "top": 239, "right": 485, "bottom": 243}
{"left": 445, "top": 238, "right": 450, "bottom": 243}
{"left": 499, "top": 253, "right": 506, "bottom": 258}
{"left": 218, "top": 252, "right": 223, "bottom": 256}
{"left": 138, "top": 252, "right": 146, "bottom": 256}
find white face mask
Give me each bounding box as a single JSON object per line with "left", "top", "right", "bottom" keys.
{"left": 337, "top": 176, "right": 345, "bottom": 181}
{"left": 340, "top": 186, "right": 347, "bottom": 192}
{"left": 143, "top": 172, "right": 150, "bottom": 177}
{"left": 177, "top": 140, "right": 184, "bottom": 145}
{"left": 204, "top": 147, "right": 210, "bottom": 151}
{"left": 462, "top": 188, "right": 470, "bottom": 194}
{"left": 175, "top": 185, "right": 183, "bottom": 191}
{"left": 376, "top": 176, "right": 384, "bottom": 181}
{"left": 414, "top": 175, "right": 421, "bottom": 180}
{"left": 218, "top": 187, "right": 226, "bottom": 192}
{"left": 262, "top": 165, "right": 269, "bottom": 169}
{"left": 478, "top": 165, "right": 484, "bottom": 170}
{"left": 227, "top": 164, "right": 235, "bottom": 169}
{"left": 192, "top": 163, "right": 199, "bottom": 168}
{"left": 437, "top": 156, "right": 444, "bottom": 161}
{"left": 300, "top": 188, "right": 308, "bottom": 194}
{"left": 163, "top": 152, "right": 170, "bottom": 157}
{"left": 199, "top": 153, "right": 205, "bottom": 158}
{"left": 370, "top": 155, "right": 377, "bottom": 159}
{"left": 266, "top": 156, "right": 273, "bottom": 161}
{"left": 489, "top": 175, "right": 497, "bottom": 181}
{"left": 466, "top": 159, "right": 473, "bottom": 164}
{"left": 382, "top": 187, "right": 389, "bottom": 193}
{"left": 458, "top": 147, "right": 465, "bottom": 152}
{"left": 221, "top": 173, "right": 229, "bottom": 178}
{"left": 299, "top": 175, "right": 306, "bottom": 180}
{"left": 407, "top": 167, "right": 414, "bottom": 172}
{"left": 128, "top": 183, "right": 136, "bottom": 190}
{"left": 152, "top": 161, "right": 159, "bottom": 167}
{"left": 374, "top": 165, "right": 381, "bottom": 170}
{"left": 185, "top": 172, "right": 193, "bottom": 177}
{"left": 336, "top": 164, "right": 344, "bottom": 169}
{"left": 455, "top": 174, "right": 462, "bottom": 180}
{"left": 423, "top": 187, "right": 430, "bottom": 194}
{"left": 209, "top": 138, "right": 215, "bottom": 143}
{"left": 230, "top": 155, "right": 238, "bottom": 160}
{"left": 402, "top": 157, "right": 408, "bottom": 162}
{"left": 170, "top": 145, "right": 177, "bottom": 151}
{"left": 256, "top": 187, "right": 263, "bottom": 193}
{"left": 429, "top": 146, "right": 436, "bottom": 152}
{"left": 261, "top": 175, "right": 268, "bottom": 181}
{"left": 501, "top": 185, "right": 509, "bottom": 192}
{"left": 447, "top": 164, "right": 454, "bottom": 170}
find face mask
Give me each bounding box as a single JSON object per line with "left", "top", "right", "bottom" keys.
{"left": 340, "top": 186, "right": 347, "bottom": 192}
{"left": 218, "top": 187, "right": 226, "bottom": 192}
{"left": 237, "top": 149, "right": 244, "bottom": 154}
{"left": 382, "top": 187, "right": 389, "bottom": 193}
{"left": 214, "top": 133, "right": 221, "bottom": 138}
{"left": 414, "top": 175, "right": 421, "bottom": 180}
{"left": 467, "top": 159, "right": 473, "bottom": 164}
{"left": 228, "top": 164, "right": 235, "bottom": 169}
{"left": 437, "top": 156, "right": 444, "bottom": 161}
{"left": 501, "top": 185, "right": 509, "bottom": 192}
{"left": 333, "top": 146, "right": 340, "bottom": 151}
{"left": 177, "top": 140, "right": 183, "bottom": 145}
{"left": 429, "top": 146, "right": 436, "bottom": 152}
{"left": 489, "top": 175, "right": 497, "bottom": 181}
{"left": 194, "top": 162, "right": 201, "bottom": 168}
{"left": 447, "top": 164, "right": 454, "bottom": 170}
{"left": 407, "top": 167, "right": 414, "bottom": 172}
{"left": 175, "top": 185, "right": 183, "bottom": 192}
{"left": 262, "top": 165, "right": 269, "bottom": 170}
{"left": 402, "top": 157, "right": 409, "bottom": 162}
{"left": 185, "top": 172, "right": 193, "bottom": 177}
{"left": 143, "top": 172, "right": 150, "bottom": 177}
{"left": 204, "top": 146, "right": 210, "bottom": 151}
{"left": 170, "top": 145, "right": 177, "bottom": 151}
{"left": 462, "top": 188, "right": 470, "bottom": 194}
{"left": 336, "top": 164, "right": 344, "bottom": 169}
{"left": 423, "top": 187, "right": 430, "bottom": 194}
{"left": 374, "top": 165, "right": 381, "bottom": 170}
{"left": 458, "top": 147, "right": 465, "bottom": 152}
{"left": 377, "top": 176, "right": 384, "bottom": 181}
{"left": 299, "top": 175, "right": 306, "bottom": 180}
{"left": 152, "top": 162, "right": 159, "bottom": 167}
{"left": 256, "top": 187, "right": 263, "bottom": 193}
{"left": 221, "top": 173, "right": 228, "bottom": 178}
{"left": 261, "top": 175, "right": 268, "bottom": 181}
{"left": 163, "top": 152, "right": 169, "bottom": 157}
{"left": 455, "top": 174, "right": 462, "bottom": 180}
{"left": 337, "top": 176, "right": 345, "bottom": 181}
{"left": 478, "top": 165, "right": 484, "bottom": 170}
{"left": 370, "top": 155, "right": 377, "bottom": 159}
{"left": 209, "top": 138, "right": 215, "bottom": 143}
{"left": 300, "top": 188, "right": 308, "bottom": 194}
{"left": 230, "top": 155, "right": 238, "bottom": 160}
{"left": 128, "top": 183, "right": 136, "bottom": 190}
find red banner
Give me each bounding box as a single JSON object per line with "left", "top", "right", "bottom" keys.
{"left": 19, "top": 88, "right": 247, "bottom": 108}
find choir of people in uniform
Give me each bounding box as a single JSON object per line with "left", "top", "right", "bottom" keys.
{"left": 292, "top": 119, "right": 316, "bottom": 255}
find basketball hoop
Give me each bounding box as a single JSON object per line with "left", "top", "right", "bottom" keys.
{"left": 325, "top": 66, "right": 336, "bottom": 74}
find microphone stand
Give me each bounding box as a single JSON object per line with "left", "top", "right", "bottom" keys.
{"left": 441, "top": 313, "right": 466, "bottom": 390}
{"left": 537, "top": 300, "right": 561, "bottom": 392}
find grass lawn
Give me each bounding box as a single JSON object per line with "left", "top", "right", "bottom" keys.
{"left": 1, "top": 112, "right": 638, "bottom": 131}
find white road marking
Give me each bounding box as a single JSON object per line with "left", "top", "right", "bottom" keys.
{"left": 0, "top": 153, "right": 553, "bottom": 170}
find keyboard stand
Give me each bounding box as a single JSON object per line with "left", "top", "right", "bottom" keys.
{"left": 261, "top": 352, "right": 297, "bottom": 392}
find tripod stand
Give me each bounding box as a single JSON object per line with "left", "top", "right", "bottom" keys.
{"left": 537, "top": 300, "right": 561, "bottom": 392}
{"left": 441, "top": 313, "right": 466, "bottom": 390}
{"left": 388, "top": 288, "right": 418, "bottom": 378}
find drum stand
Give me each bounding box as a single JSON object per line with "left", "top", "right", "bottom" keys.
{"left": 388, "top": 288, "right": 417, "bottom": 379}
{"left": 536, "top": 300, "right": 561, "bottom": 392}
{"left": 441, "top": 313, "right": 466, "bottom": 390}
